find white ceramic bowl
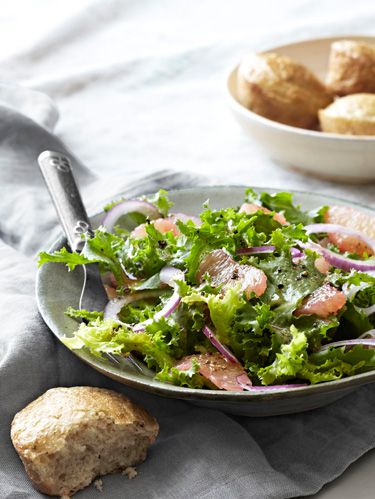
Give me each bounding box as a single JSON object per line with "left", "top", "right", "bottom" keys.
{"left": 227, "top": 36, "right": 375, "bottom": 183}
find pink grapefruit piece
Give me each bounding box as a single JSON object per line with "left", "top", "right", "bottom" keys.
{"left": 197, "top": 249, "right": 267, "bottom": 298}
{"left": 130, "top": 217, "right": 181, "bottom": 239}
{"left": 175, "top": 352, "right": 252, "bottom": 391}
{"left": 240, "top": 203, "right": 287, "bottom": 225}
{"left": 324, "top": 206, "right": 375, "bottom": 256}
{"left": 295, "top": 283, "right": 346, "bottom": 318}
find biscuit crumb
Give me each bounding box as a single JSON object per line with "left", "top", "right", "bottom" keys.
{"left": 94, "top": 479, "right": 103, "bottom": 492}
{"left": 122, "top": 467, "right": 138, "bottom": 479}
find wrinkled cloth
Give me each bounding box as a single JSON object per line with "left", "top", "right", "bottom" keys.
{"left": 1, "top": 1, "right": 375, "bottom": 498}
{"left": 1, "top": 92, "right": 375, "bottom": 499}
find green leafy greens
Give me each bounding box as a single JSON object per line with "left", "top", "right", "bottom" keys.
{"left": 38, "top": 189, "right": 375, "bottom": 389}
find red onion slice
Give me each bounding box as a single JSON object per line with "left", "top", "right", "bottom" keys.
{"left": 237, "top": 245, "right": 275, "bottom": 255}
{"left": 132, "top": 324, "right": 147, "bottom": 333}
{"left": 159, "top": 266, "right": 185, "bottom": 287}
{"left": 359, "top": 329, "right": 375, "bottom": 338}
{"left": 155, "top": 266, "right": 184, "bottom": 319}
{"left": 304, "top": 241, "right": 375, "bottom": 272}
{"left": 104, "top": 290, "right": 163, "bottom": 320}
{"left": 355, "top": 304, "right": 375, "bottom": 316}
{"left": 102, "top": 200, "right": 161, "bottom": 232}
{"left": 246, "top": 384, "right": 307, "bottom": 390}
{"left": 344, "top": 282, "right": 375, "bottom": 316}
{"left": 104, "top": 297, "right": 130, "bottom": 320}
{"left": 290, "top": 247, "right": 304, "bottom": 259}
{"left": 133, "top": 290, "right": 181, "bottom": 332}
{"left": 237, "top": 246, "right": 304, "bottom": 260}
{"left": 342, "top": 282, "right": 370, "bottom": 300}
{"left": 236, "top": 375, "right": 306, "bottom": 391}
{"left": 202, "top": 325, "right": 240, "bottom": 364}
{"left": 155, "top": 290, "right": 181, "bottom": 319}
{"left": 132, "top": 266, "right": 184, "bottom": 332}
{"left": 305, "top": 223, "right": 375, "bottom": 253}
{"left": 319, "top": 338, "right": 375, "bottom": 351}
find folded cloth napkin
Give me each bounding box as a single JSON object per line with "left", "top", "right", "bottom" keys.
{"left": 1, "top": 90, "right": 375, "bottom": 499}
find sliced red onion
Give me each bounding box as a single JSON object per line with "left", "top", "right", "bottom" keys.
{"left": 359, "top": 329, "right": 375, "bottom": 339}
{"left": 159, "top": 266, "right": 185, "bottom": 287}
{"left": 132, "top": 266, "right": 184, "bottom": 332}
{"left": 102, "top": 200, "right": 160, "bottom": 232}
{"left": 291, "top": 247, "right": 304, "bottom": 265}
{"left": 104, "top": 297, "right": 129, "bottom": 320}
{"left": 304, "top": 241, "right": 375, "bottom": 272}
{"left": 155, "top": 290, "right": 181, "bottom": 319}
{"left": 133, "top": 290, "right": 181, "bottom": 332}
{"left": 104, "top": 290, "right": 163, "bottom": 320}
{"left": 290, "top": 247, "right": 304, "bottom": 259}
{"left": 132, "top": 323, "right": 147, "bottom": 333}
{"left": 355, "top": 304, "right": 375, "bottom": 316}
{"left": 246, "top": 384, "right": 308, "bottom": 390}
{"left": 342, "top": 282, "right": 370, "bottom": 300}
{"left": 202, "top": 325, "right": 240, "bottom": 364}
{"left": 156, "top": 267, "right": 184, "bottom": 318}
{"left": 305, "top": 223, "right": 375, "bottom": 253}
{"left": 319, "top": 338, "right": 375, "bottom": 351}
{"left": 237, "top": 245, "right": 275, "bottom": 255}
{"left": 237, "top": 246, "right": 304, "bottom": 260}
{"left": 236, "top": 375, "right": 306, "bottom": 391}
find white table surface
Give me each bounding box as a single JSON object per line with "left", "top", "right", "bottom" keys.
{"left": 310, "top": 450, "right": 375, "bottom": 498}
{"left": 0, "top": 1, "right": 374, "bottom": 497}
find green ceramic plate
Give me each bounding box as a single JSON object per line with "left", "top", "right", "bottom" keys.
{"left": 36, "top": 186, "right": 375, "bottom": 416}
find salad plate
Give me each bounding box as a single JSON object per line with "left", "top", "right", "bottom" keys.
{"left": 36, "top": 186, "right": 375, "bottom": 416}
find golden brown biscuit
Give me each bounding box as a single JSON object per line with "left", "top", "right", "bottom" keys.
{"left": 237, "top": 52, "right": 332, "bottom": 129}
{"left": 319, "top": 93, "right": 375, "bottom": 135}
{"left": 326, "top": 40, "right": 375, "bottom": 95}
{"left": 11, "top": 386, "right": 159, "bottom": 497}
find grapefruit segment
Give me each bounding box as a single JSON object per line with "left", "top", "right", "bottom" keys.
{"left": 131, "top": 217, "right": 181, "bottom": 239}
{"left": 197, "top": 249, "right": 267, "bottom": 298}
{"left": 295, "top": 283, "right": 346, "bottom": 318}
{"left": 324, "top": 206, "right": 375, "bottom": 256}
{"left": 240, "top": 203, "right": 287, "bottom": 225}
{"left": 175, "top": 352, "right": 251, "bottom": 391}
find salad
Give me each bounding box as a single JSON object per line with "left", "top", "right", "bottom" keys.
{"left": 39, "top": 189, "right": 375, "bottom": 392}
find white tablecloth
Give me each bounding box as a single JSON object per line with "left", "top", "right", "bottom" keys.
{"left": 1, "top": 0, "right": 374, "bottom": 204}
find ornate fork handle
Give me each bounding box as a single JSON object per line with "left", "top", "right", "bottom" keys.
{"left": 38, "top": 151, "right": 93, "bottom": 252}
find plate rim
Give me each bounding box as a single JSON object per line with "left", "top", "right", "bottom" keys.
{"left": 36, "top": 185, "right": 375, "bottom": 401}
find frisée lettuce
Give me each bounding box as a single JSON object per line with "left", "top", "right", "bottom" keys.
{"left": 38, "top": 189, "right": 375, "bottom": 391}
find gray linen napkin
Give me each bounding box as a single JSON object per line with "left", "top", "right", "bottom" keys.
{"left": 1, "top": 100, "right": 375, "bottom": 499}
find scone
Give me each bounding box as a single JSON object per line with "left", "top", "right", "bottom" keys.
{"left": 319, "top": 93, "right": 375, "bottom": 135}
{"left": 326, "top": 40, "right": 375, "bottom": 96}
{"left": 237, "top": 52, "right": 332, "bottom": 129}
{"left": 11, "top": 386, "right": 159, "bottom": 497}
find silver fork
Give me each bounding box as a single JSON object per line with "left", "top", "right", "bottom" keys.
{"left": 37, "top": 150, "right": 145, "bottom": 374}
